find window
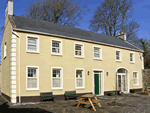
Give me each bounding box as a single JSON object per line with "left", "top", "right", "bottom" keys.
{"left": 51, "top": 39, "right": 62, "bottom": 56}
{"left": 93, "top": 46, "right": 102, "bottom": 60}
{"left": 75, "top": 43, "right": 84, "bottom": 58}
{"left": 4, "top": 41, "right": 7, "bottom": 58}
{"left": 130, "top": 52, "right": 135, "bottom": 63}
{"left": 75, "top": 68, "right": 85, "bottom": 89}
{"left": 51, "top": 67, "right": 63, "bottom": 90}
{"left": 26, "top": 35, "right": 39, "bottom": 53}
{"left": 26, "top": 66, "right": 39, "bottom": 90}
{"left": 116, "top": 50, "right": 122, "bottom": 62}
{"left": 133, "top": 72, "right": 139, "bottom": 86}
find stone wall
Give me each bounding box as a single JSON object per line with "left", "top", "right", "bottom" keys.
{"left": 142, "top": 69, "right": 150, "bottom": 91}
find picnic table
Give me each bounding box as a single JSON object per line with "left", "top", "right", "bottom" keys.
{"left": 76, "top": 94, "right": 101, "bottom": 111}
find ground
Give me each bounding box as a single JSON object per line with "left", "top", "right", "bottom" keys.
{"left": 0, "top": 93, "right": 150, "bottom": 113}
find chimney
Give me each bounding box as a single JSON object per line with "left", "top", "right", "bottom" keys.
{"left": 5, "top": 0, "right": 13, "bottom": 17}
{"left": 116, "top": 32, "right": 127, "bottom": 41}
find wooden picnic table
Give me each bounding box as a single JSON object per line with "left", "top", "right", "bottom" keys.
{"left": 76, "top": 94, "right": 101, "bottom": 111}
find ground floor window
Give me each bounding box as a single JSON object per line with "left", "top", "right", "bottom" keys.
{"left": 133, "top": 71, "right": 139, "bottom": 86}
{"left": 76, "top": 68, "right": 85, "bottom": 89}
{"left": 26, "top": 66, "right": 39, "bottom": 90}
{"left": 51, "top": 67, "right": 63, "bottom": 90}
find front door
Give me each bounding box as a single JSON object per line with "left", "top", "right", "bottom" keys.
{"left": 117, "top": 74, "right": 127, "bottom": 92}
{"left": 94, "top": 73, "right": 101, "bottom": 95}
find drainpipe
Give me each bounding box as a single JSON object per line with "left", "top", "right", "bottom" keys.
{"left": 12, "top": 31, "right": 21, "bottom": 104}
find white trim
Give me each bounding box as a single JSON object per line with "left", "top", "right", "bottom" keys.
{"left": 74, "top": 42, "right": 84, "bottom": 58}
{"left": 11, "top": 48, "right": 16, "bottom": 52}
{"left": 11, "top": 62, "right": 16, "bottom": 66}
{"left": 4, "top": 41, "right": 7, "bottom": 59}
{"left": 142, "top": 53, "right": 144, "bottom": 69}
{"left": 51, "top": 39, "right": 63, "bottom": 56}
{"left": 11, "top": 85, "right": 16, "bottom": 89}
{"left": 11, "top": 39, "right": 16, "bottom": 43}
{"left": 11, "top": 94, "right": 16, "bottom": 98}
{"left": 11, "top": 89, "right": 16, "bottom": 94}
{"left": 51, "top": 67, "right": 63, "bottom": 90}
{"left": 116, "top": 67, "right": 129, "bottom": 93}
{"left": 11, "top": 57, "right": 16, "bottom": 62}
{"left": 133, "top": 71, "right": 139, "bottom": 86}
{"left": 11, "top": 76, "right": 16, "bottom": 80}
{"left": 11, "top": 99, "right": 16, "bottom": 103}
{"left": 11, "top": 71, "right": 16, "bottom": 75}
{"left": 115, "top": 49, "right": 122, "bottom": 62}
{"left": 26, "top": 66, "right": 39, "bottom": 91}
{"left": 11, "top": 80, "right": 16, "bottom": 85}
{"left": 93, "top": 46, "right": 102, "bottom": 60}
{"left": 26, "top": 35, "right": 39, "bottom": 53}
{"left": 11, "top": 67, "right": 16, "bottom": 71}
{"left": 11, "top": 43, "right": 16, "bottom": 48}
{"left": 11, "top": 53, "right": 16, "bottom": 57}
{"left": 129, "top": 52, "right": 135, "bottom": 64}
{"left": 75, "top": 68, "right": 85, "bottom": 89}
{"left": 92, "top": 69, "right": 104, "bottom": 96}
{"left": 13, "top": 28, "right": 144, "bottom": 53}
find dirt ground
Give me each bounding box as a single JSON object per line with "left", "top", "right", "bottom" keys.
{"left": 0, "top": 93, "right": 150, "bottom": 113}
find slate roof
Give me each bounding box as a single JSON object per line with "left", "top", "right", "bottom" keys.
{"left": 10, "top": 15, "right": 142, "bottom": 51}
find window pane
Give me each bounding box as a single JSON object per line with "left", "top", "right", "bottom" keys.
{"left": 28, "top": 68, "right": 36, "bottom": 77}
{"left": 116, "top": 51, "right": 120, "bottom": 55}
{"left": 52, "top": 48, "right": 59, "bottom": 53}
{"left": 94, "top": 53, "right": 100, "bottom": 58}
{"left": 130, "top": 57, "right": 133, "bottom": 61}
{"left": 27, "top": 78, "right": 37, "bottom": 88}
{"left": 53, "top": 78, "right": 61, "bottom": 87}
{"left": 116, "top": 55, "right": 120, "bottom": 60}
{"left": 28, "top": 45, "right": 37, "bottom": 51}
{"left": 77, "top": 79, "right": 83, "bottom": 87}
{"left": 76, "top": 70, "right": 82, "bottom": 78}
{"left": 52, "top": 42, "right": 59, "bottom": 47}
{"left": 28, "top": 38, "right": 36, "bottom": 44}
{"left": 53, "top": 69, "right": 60, "bottom": 77}
{"left": 94, "top": 48, "right": 99, "bottom": 53}
{"left": 75, "top": 45, "right": 81, "bottom": 50}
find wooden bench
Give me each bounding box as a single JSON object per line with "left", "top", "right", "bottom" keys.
{"left": 64, "top": 91, "right": 78, "bottom": 100}
{"left": 40, "top": 92, "right": 55, "bottom": 102}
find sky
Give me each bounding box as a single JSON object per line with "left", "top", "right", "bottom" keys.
{"left": 0, "top": 0, "right": 150, "bottom": 44}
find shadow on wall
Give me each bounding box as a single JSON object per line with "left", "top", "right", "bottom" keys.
{"left": 0, "top": 102, "right": 52, "bottom": 113}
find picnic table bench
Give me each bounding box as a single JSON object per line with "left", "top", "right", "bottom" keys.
{"left": 76, "top": 94, "right": 101, "bottom": 111}
{"left": 64, "top": 91, "right": 78, "bottom": 100}
{"left": 40, "top": 92, "right": 55, "bottom": 102}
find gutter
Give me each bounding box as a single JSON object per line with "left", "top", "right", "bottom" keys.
{"left": 13, "top": 28, "right": 144, "bottom": 53}
{"left": 12, "top": 31, "right": 21, "bottom": 104}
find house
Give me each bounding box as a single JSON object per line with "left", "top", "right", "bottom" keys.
{"left": 1, "top": 0, "right": 144, "bottom": 104}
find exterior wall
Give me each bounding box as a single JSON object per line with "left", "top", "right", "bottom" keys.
{"left": 1, "top": 15, "right": 12, "bottom": 98}
{"left": 15, "top": 31, "right": 143, "bottom": 99}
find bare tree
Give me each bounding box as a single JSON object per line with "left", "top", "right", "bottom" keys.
{"left": 89, "top": 0, "right": 140, "bottom": 43}
{"left": 24, "top": 0, "right": 88, "bottom": 26}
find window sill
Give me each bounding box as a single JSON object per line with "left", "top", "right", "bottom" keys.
{"left": 26, "top": 51, "right": 39, "bottom": 54}
{"left": 130, "top": 62, "right": 135, "bottom": 64}
{"left": 75, "top": 56, "right": 84, "bottom": 59}
{"left": 133, "top": 84, "right": 139, "bottom": 87}
{"left": 76, "top": 87, "right": 85, "bottom": 89}
{"left": 93, "top": 58, "right": 102, "bottom": 61}
{"left": 116, "top": 60, "right": 122, "bottom": 63}
{"left": 52, "top": 88, "right": 63, "bottom": 90}
{"left": 26, "top": 89, "right": 39, "bottom": 91}
{"left": 51, "top": 53, "right": 63, "bottom": 56}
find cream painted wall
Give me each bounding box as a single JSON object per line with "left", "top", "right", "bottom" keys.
{"left": 15, "top": 31, "right": 143, "bottom": 97}
{"left": 1, "top": 15, "right": 12, "bottom": 97}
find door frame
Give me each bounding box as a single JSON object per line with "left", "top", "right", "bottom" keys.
{"left": 117, "top": 73, "right": 127, "bottom": 93}
{"left": 116, "top": 67, "right": 130, "bottom": 93}
{"left": 92, "top": 69, "right": 104, "bottom": 96}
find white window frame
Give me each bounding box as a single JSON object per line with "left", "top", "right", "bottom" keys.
{"left": 115, "top": 49, "right": 122, "bottom": 62}
{"left": 93, "top": 46, "right": 102, "bottom": 60}
{"left": 75, "top": 68, "right": 85, "bottom": 89}
{"left": 51, "top": 39, "right": 62, "bottom": 56}
{"left": 4, "top": 41, "right": 7, "bottom": 59}
{"left": 74, "top": 42, "right": 84, "bottom": 58}
{"left": 133, "top": 71, "right": 139, "bottom": 86}
{"left": 130, "top": 52, "right": 135, "bottom": 63}
{"left": 26, "top": 35, "right": 39, "bottom": 53}
{"left": 26, "top": 66, "right": 39, "bottom": 91}
{"left": 51, "top": 67, "right": 63, "bottom": 90}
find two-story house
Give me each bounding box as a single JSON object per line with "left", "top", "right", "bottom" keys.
{"left": 1, "top": 0, "right": 144, "bottom": 104}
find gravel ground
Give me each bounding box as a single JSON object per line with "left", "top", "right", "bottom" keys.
{"left": 0, "top": 93, "right": 150, "bottom": 113}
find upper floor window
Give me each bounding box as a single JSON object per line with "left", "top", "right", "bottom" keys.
{"left": 75, "top": 43, "right": 84, "bottom": 58}
{"left": 93, "top": 46, "right": 102, "bottom": 60}
{"left": 26, "top": 35, "right": 39, "bottom": 53}
{"left": 133, "top": 72, "right": 139, "bottom": 86}
{"left": 4, "top": 41, "right": 7, "bottom": 58}
{"left": 51, "top": 39, "right": 62, "bottom": 56}
{"left": 116, "top": 50, "right": 122, "bottom": 62}
{"left": 130, "top": 52, "right": 135, "bottom": 63}
{"left": 75, "top": 68, "right": 85, "bottom": 89}
{"left": 51, "top": 67, "right": 63, "bottom": 90}
{"left": 26, "top": 66, "right": 39, "bottom": 90}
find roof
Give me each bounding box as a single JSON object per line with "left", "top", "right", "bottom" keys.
{"left": 10, "top": 15, "right": 142, "bottom": 52}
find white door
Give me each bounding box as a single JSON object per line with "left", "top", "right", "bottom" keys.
{"left": 117, "top": 74, "right": 127, "bottom": 92}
